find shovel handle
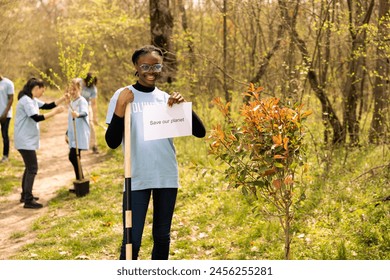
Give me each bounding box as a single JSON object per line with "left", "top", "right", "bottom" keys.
{"left": 124, "top": 102, "right": 132, "bottom": 260}
{"left": 124, "top": 104, "right": 131, "bottom": 178}
{"left": 72, "top": 117, "right": 83, "bottom": 180}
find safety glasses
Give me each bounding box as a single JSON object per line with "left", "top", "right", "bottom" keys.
{"left": 138, "top": 63, "right": 163, "bottom": 72}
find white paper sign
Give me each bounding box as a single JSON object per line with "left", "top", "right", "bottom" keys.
{"left": 143, "top": 102, "right": 192, "bottom": 141}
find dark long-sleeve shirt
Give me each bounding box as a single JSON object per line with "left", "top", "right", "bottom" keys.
{"left": 30, "top": 102, "right": 57, "bottom": 122}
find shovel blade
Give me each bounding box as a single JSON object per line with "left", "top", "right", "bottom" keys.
{"left": 73, "top": 179, "right": 90, "bottom": 197}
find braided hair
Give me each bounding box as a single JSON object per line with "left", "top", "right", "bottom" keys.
{"left": 131, "top": 45, "right": 164, "bottom": 65}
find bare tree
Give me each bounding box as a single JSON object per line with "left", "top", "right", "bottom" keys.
{"left": 369, "top": 0, "right": 390, "bottom": 143}
{"left": 222, "top": 0, "right": 230, "bottom": 104}
{"left": 343, "top": 0, "right": 375, "bottom": 145}
{"left": 150, "top": 0, "right": 177, "bottom": 83}
{"left": 177, "top": 0, "right": 195, "bottom": 63}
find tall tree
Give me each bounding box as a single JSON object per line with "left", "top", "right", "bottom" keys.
{"left": 150, "top": 0, "right": 177, "bottom": 83}
{"left": 222, "top": 0, "right": 230, "bottom": 104}
{"left": 343, "top": 0, "right": 375, "bottom": 145}
{"left": 177, "top": 0, "right": 195, "bottom": 64}
{"left": 369, "top": 0, "right": 390, "bottom": 143}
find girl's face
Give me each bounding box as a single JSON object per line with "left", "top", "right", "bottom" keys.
{"left": 69, "top": 83, "right": 80, "bottom": 100}
{"left": 32, "top": 86, "right": 45, "bottom": 98}
{"left": 135, "top": 52, "right": 163, "bottom": 87}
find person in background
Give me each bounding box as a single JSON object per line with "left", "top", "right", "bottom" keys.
{"left": 79, "top": 72, "right": 98, "bottom": 154}
{"left": 67, "top": 79, "right": 90, "bottom": 183}
{"left": 105, "top": 45, "right": 206, "bottom": 260}
{"left": 0, "top": 74, "right": 14, "bottom": 163}
{"left": 14, "top": 78, "right": 67, "bottom": 209}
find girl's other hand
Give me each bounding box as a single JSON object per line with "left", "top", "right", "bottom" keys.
{"left": 168, "top": 92, "right": 186, "bottom": 107}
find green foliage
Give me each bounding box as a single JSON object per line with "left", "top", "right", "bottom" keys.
{"left": 29, "top": 39, "right": 92, "bottom": 90}
{"left": 57, "top": 40, "right": 92, "bottom": 86}
{"left": 291, "top": 118, "right": 390, "bottom": 260}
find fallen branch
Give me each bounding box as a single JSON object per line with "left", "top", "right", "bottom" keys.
{"left": 351, "top": 163, "right": 390, "bottom": 182}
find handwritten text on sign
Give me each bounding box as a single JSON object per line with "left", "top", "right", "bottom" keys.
{"left": 143, "top": 102, "right": 192, "bottom": 141}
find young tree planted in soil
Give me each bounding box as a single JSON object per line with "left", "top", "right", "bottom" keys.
{"left": 208, "top": 84, "right": 312, "bottom": 259}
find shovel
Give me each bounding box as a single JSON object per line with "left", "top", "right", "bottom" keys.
{"left": 71, "top": 105, "right": 90, "bottom": 197}
{"left": 124, "top": 103, "right": 132, "bottom": 260}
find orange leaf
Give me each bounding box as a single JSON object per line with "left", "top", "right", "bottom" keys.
{"left": 255, "top": 86, "right": 264, "bottom": 93}
{"left": 217, "top": 130, "right": 225, "bottom": 140}
{"left": 272, "top": 134, "right": 282, "bottom": 145}
{"left": 248, "top": 83, "right": 255, "bottom": 92}
{"left": 272, "top": 179, "right": 282, "bottom": 189}
{"left": 224, "top": 102, "right": 231, "bottom": 115}
{"left": 229, "top": 134, "right": 237, "bottom": 141}
{"left": 283, "top": 137, "right": 289, "bottom": 150}
{"left": 211, "top": 97, "right": 222, "bottom": 105}
{"left": 284, "top": 175, "right": 294, "bottom": 185}
{"left": 211, "top": 141, "right": 220, "bottom": 148}
{"left": 263, "top": 167, "right": 276, "bottom": 176}
{"left": 301, "top": 110, "right": 313, "bottom": 118}
{"left": 274, "top": 154, "right": 286, "bottom": 159}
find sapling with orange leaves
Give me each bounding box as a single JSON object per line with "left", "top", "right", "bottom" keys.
{"left": 209, "top": 83, "right": 312, "bottom": 259}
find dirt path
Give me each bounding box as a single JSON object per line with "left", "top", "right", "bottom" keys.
{"left": 0, "top": 104, "right": 105, "bottom": 260}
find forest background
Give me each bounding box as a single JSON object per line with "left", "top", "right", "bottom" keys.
{"left": 0, "top": 0, "right": 389, "bottom": 260}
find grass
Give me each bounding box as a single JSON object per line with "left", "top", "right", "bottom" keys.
{"left": 0, "top": 157, "right": 24, "bottom": 196}
{"left": 1, "top": 100, "right": 389, "bottom": 260}
{"left": 10, "top": 151, "right": 124, "bottom": 260}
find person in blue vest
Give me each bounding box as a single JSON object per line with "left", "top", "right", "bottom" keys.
{"left": 105, "top": 45, "right": 206, "bottom": 260}
{"left": 14, "top": 78, "right": 67, "bottom": 209}
{"left": 0, "top": 74, "right": 14, "bottom": 163}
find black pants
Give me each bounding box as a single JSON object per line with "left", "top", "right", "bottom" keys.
{"left": 1, "top": 118, "right": 10, "bottom": 157}
{"left": 120, "top": 188, "right": 178, "bottom": 260}
{"left": 68, "top": 148, "right": 84, "bottom": 180}
{"left": 18, "top": 149, "right": 38, "bottom": 202}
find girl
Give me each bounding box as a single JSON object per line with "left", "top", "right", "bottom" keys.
{"left": 67, "top": 79, "right": 90, "bottom": 183}
{"left": 105, "top": 45, "right": 206, "bottom": 259}
{"left": 14, "top": 78, "right": 66, "bottom": 209}
{"left": 79, "top": 73, "right": 99, "bottom": 154}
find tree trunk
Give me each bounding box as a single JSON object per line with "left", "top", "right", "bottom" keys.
{"left": 149, "top": 0, "right": 177, "bottom": 83}
{"left": 250, "top": 24, "right": 284, "bottom": 86}
{"left": 343, "top": 0, "right": 374, "bottom": 146}
{"left": 369, "top": 0, "right": 390, "bottom": 143}
{"left": 283, "top": 202, "right": 292, "bottom": 260}
{"left": 223, "top": 0, "right": 231, "bottom": 104}
{"left": 178, "top": 0, "right": 195, "bottom": 63}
